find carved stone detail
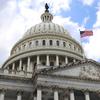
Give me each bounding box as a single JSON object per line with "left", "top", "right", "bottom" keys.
{"left": 79, "top": 65, "right": 100, "bottom": 80}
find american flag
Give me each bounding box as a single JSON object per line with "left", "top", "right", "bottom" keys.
{"left": 80, "top": 30, "right": 93, "bottom": 38}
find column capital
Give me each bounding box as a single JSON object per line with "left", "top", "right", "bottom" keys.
{"left": 17, "top": 90, "right": 23, "bottom": 96}
{"left": 68, "top": 87, "right": 75, "bottom": 92}
{"left": 0, "top": 89, "right": 6, "bottom": 94}
{"left": 83, "top": 89, "right": 90, "bottom": 93}
{"left": 84, "top": 90, "right": 90, "bottom": 100}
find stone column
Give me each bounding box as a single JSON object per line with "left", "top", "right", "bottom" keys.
{"left": 0, "top": 90, "right": 5, "bottom": 100}
{"left": 37, "top": 89, "right": 42, "bottom": 100}
{"left": 27, "top": 57, "right": 30, "bottom": 72}
{"left": 70, "top": 90, "right": 75, "bottom": 100}
{"left": 85, "top": 91, "right": 90, "bottom": 100}
{"left": 37, "top": 55, "right": 40, "bottom": 65}
{"left": 12, "top": 63, "right": 15, "bottom": 70}
{"left": 56, "top": 55, "right": 59, "bottom": 66}
{"left": 17, "top": 91, "right": 22, "bottom": 100}
{"left": 12, "top": 63, "right": 15, "bottom": 74}
{"left": 54, "top": 91, "right": 59, "bottom": 100}
{"left": 65, "top": 56, "right": 68, "bottom": 64}
{"left": 19, "top": 59, "right": 22, "bottom": 71}
{"left": 46, "top": 55, "right": 50, "bottom": 66}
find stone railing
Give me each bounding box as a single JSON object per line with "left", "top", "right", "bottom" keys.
{"left": 0, "top": 68, "right": 32, "bottom": 78}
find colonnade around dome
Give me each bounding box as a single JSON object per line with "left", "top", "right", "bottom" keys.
{"left": 2, "top": 54, "right": 79, "bottom": 75}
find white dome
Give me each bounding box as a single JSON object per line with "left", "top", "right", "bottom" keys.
{"left": 24, "top": 22, "right": 68, "bottom": 37}
{"left": 23, "top": 9, "right": 70, "bottom": 38}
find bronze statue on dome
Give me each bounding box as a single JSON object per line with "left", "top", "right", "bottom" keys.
{"left": 45, "top": 3, "right": 49, "bottom": 12}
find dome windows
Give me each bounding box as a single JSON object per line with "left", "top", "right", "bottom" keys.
{"left": 36, "top": 41, "right": 39, "bottom": 46}
{"left": 49, "top": 40, "right": 52, "bottom": 46}
{"left": 12, "top": 39, "right": 82, "bottom": 56}
{"left": 29, "top": 42, "right": 32, "bottom": 48}
{"left": 56, "top": 41, "right": 59, "bottom": 46}
{"left": 42, "top": 40, "right": 46, "bottom": 46}
{"left": 63, "top": 42, "right": 66, "bottom": 47}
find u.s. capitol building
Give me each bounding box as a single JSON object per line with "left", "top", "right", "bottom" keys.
{"left": 0, "top": 4, "right": 100, "bottom": 100}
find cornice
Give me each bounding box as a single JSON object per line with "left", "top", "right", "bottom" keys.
{"left": 0, "top": 73, "right": 32, "bottom": 81}
{"left": 37, "top": 84, "right": 100, "bottom": 93}
{"left": 38, "top": 59, "right": 100, "bottom": 75}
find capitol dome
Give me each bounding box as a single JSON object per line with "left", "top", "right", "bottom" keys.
{"left": 2, "top": 3, "right": 84, "bottom": 71}
{"left": 23, "top": 11, "right": 69, "bottom": 37}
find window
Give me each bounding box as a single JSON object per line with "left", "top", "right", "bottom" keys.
{"left": 36, "top": 41, "right": 38, "bottom": 46}
{"left": 23, "top": 44, "right": 26, "bottom": 49}
{"left": 56, "top": 41, "right": 59, "bottom": 46}
{"left": 42, "top": 40, "right": 45, "bottom": 46}
{"left": 29, "top": 42, "right": 32, "bottom": 47}
{"left": 69, "top": 44, "right": 71, "bottom": 48}
{"left": 63, "top": 42, "right": 66, "bottom": 47}
{"left": 49, "top": 40, "right": 53, "bottom": 46}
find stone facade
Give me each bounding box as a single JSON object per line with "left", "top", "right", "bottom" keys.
{"left": 0, "top": 4, "right": 100, "bottom": 100}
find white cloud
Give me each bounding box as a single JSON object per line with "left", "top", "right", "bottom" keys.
{"left": 82, "top": 2, "right": 100, "bottom": 61}
{"left": 83, "top": 29, "right": 100, "bottom": 61}
{"left": 82, "top": 16, "right": 90, "bottom": 27}
{"left": 79, "top": 0, "right": 95, "bottom": 6}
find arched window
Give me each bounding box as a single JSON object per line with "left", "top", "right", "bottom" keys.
{"left": 23, "top": 44, "right": 26, "bottom": 49}
{"left": 63, "top": 42, "right": 66, "bottom": 47}
{"left": 36, "top": 41, "right": 38, "bottom": 46}
{"left": 29, "top": 42, "right": 32, "bottom": 48}
{"left": 69, "top": 44, "right": 71, "bottom": 48}
{"left": 42, "top": 40, "right": 45, "bottom": 46}
{"left": 56, "top": 41, "right": 59, "bottom": 46}
{"left": 49, "top": 40, "right": 53, "bottom": 46}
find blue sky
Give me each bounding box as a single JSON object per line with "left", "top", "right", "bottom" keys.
{"left": 0, "top": 0, "right": 100, "bottom": 66}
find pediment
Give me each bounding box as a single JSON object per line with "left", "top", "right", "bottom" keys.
{"left": 50, "top": 61, "right": 100, "bottom": 80}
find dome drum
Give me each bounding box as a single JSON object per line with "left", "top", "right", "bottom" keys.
{"left": 11, "top": 33, "right": 83, "bottom": 56}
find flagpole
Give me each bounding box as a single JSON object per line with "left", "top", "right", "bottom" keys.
{"left": 79, "top": 29, "right": 86, "bottom": 60}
